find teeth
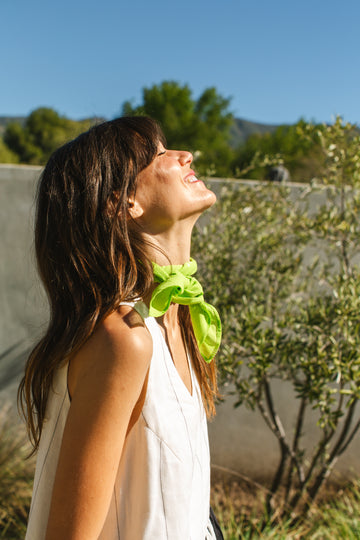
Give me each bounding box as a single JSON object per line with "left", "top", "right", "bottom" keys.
{"left": 188, "top": 175, "right": 198, "bottom": 183}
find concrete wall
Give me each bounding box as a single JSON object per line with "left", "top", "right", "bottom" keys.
{"left": 0, "top": 165, "right": 47, "bottom": 409}
{"left": 1, "top": 165, "right": 359, "bottom": 481}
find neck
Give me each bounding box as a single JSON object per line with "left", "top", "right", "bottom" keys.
{"left": 142, "top": 223, "right": 194, "bottom": 328}
{"left": 142, "top": 221, "right": 196, "bottom": 329}
{"left": 141, "top": 220, "right": 194, "bottom": 265}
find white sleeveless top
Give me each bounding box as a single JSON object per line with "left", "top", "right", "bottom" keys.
{"left": 25, "top": 301, "right": 216, "bottom": 539}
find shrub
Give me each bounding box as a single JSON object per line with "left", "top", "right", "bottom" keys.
{"left": 193, "top": 117, "right": 360, "bottom": 521}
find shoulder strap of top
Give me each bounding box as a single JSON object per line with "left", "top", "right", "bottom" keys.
{"left": 119, "top": 300, "right": 149, "bottom": 321}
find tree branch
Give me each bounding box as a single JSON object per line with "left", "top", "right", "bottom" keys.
{"left": 337, "top": 415, "right": 360, "bottom": 456}
{"left": 284, "top": 396, "right": 307, "bottom": 503}
{"left": 306, "top": 400, "right": 357, "bottom": 505}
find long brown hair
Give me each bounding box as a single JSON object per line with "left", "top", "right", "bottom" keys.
{"left": 18, "top": 116, "right": 218, "bottom": 451}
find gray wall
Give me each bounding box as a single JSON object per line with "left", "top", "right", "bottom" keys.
{"left": 0, "top": 165, "right": 48, "bottom": 408}
{"left": 1, "top": 165, "right": 359, "bottom": 481}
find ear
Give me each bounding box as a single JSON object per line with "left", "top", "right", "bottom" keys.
{"left": 127, "top": 196, "right": 144, "bottom": 219}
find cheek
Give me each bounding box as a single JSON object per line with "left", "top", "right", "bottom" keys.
{"left": 135, "top": 182, "right": 171, "bottom": 215}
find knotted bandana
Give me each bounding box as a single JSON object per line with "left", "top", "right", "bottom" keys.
{"left": 148, "top": 258, "right": 221, "bottom": 363}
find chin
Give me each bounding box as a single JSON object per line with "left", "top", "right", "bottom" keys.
{"left": 182, "top": 187, "right": 217, "bottom": 222}
{"left": 200, "top": 188, "right": 217, "bottom": 210}
{"left": 189, "top": 194, "right": 216, "bottom": 222}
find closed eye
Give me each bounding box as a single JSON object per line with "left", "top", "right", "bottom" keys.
{"left": 157, "top": 150, "right": 166, "bottom": 156}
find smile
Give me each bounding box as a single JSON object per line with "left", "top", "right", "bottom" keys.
{"left": 184, "top": 172, "right": 200, "bottom": 184}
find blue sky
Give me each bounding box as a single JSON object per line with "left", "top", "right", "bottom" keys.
{"left": 1, "top": 0, "right": 359, "bottom": 125}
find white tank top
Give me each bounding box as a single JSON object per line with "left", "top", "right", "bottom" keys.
{"left": 25, "top": 301, "right": 216, "bottom": 539}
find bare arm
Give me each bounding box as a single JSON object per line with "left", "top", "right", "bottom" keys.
{"left": 45, "top": 307, "right": 152, "bottom": 540}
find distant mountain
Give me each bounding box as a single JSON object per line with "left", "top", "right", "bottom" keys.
{"left": 230, "top": 118, "right": 279, "bottom": 148}
{"left": 0, "top": 115, "right": 280, "bottom": 145}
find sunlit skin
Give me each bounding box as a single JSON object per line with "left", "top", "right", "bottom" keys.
{"left": 129, "top": 142, "right": 217, "bottom": 264}
{"left": 130, "top": 143, "right": 217, "bottom": 390}
{"left": 45, "top": 146, "right": 217, "bottom": 539}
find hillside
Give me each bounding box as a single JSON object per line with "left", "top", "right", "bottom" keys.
{"left": 230, "top": 117, "right": 279, "bottom": 147}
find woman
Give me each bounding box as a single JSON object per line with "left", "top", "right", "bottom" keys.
{"left": 19, "top": 116, "right": 223, "bottom": 539}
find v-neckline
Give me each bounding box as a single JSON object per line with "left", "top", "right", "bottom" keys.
{"left": 155, "top": 320, "right": 195, "bottom": 399}
{"left": 132, "top": 300, "right": 195, "bottom": 400}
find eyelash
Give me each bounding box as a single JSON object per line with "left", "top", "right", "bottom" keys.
{"left": 157, "top": 150, "right": 166, "bottom": 156}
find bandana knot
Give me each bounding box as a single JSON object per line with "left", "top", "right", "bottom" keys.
{"left": 149, "top": 258, "right": 221, "bottom": 363}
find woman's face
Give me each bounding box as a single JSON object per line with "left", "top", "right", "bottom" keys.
{"left": 130, "top": 142, "right": 216, "bottom": 233}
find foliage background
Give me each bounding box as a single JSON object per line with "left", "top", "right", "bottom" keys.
{"left": 0, "top": 81, "right": 337, "bottom": 183}
{"left": 192, "top": 118, "right": 360, "bottom": 521}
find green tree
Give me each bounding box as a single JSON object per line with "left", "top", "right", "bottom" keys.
{"left": 0, "top": 137, "right": 19, "bottom": 164}
{"left": 122, "top": 81, "right": 235, "bottom": 176}
{"left": 4, "top": 108, "right": 92, "bottom": 165}
{"left": 192, "top": 117, "right": 360, "bottom": 523}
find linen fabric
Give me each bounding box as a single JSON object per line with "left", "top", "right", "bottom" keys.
{"left": 25, "top": 301, "right": 216, "bottom": 539}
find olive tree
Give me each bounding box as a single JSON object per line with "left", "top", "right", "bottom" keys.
{"left": 192, "top": 117, "right": 360, "bottom": 521}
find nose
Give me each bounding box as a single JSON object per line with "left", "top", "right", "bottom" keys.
{"left": 178, "top": 150, "right": 193, "bottom": 166}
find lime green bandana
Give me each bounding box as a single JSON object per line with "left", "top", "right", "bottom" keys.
{"left": 148, "top": 258, "right": 221, "bottom": 363}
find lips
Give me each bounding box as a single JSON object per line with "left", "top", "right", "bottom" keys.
{"left": 184, "top": 171, "right": 200, "bottom": 184}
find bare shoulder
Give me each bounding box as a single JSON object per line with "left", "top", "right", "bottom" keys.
{"left": 97, "top": 304, "right": 152, "bottom": 358}
{"left": 46, "top": 306, "right": 153, "bottom": 538}
{"left": 68, "top": 305, "right": 152, "bottom": 399}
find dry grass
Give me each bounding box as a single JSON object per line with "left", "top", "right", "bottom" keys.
{"left": 0, "top": 407, "right": 34, "bottom": 539}
{"left": 211, "top": 469, "right": 360, "bottom": 539}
